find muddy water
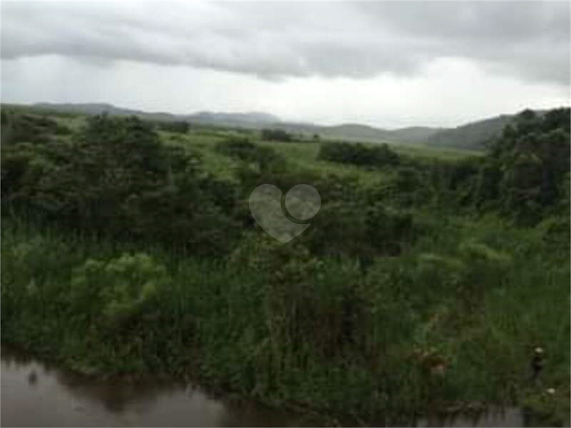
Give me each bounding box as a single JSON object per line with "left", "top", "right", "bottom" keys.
{"left": 1, "top": 346, "right": 526, "bottom": 427}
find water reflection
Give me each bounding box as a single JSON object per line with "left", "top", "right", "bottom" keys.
{"left": 418, "top": 407, "right": 525, "bottom": 427}
{"left": 1, "top": 345, "right": 316, "bottom": 427}
{"left": 2, "top": 345, "right": 527, "bottom": 427}
{"left": 27, "top": 370, "right": 38, "bottom": 386}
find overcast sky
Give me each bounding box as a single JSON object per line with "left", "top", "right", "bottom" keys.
{"left": 2, "top": 1, "right": 570, "bottom": 128}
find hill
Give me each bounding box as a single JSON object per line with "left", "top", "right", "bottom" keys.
{"left": 32, "top": 103, "right": 280, "bottom": 128}
{"left": 188, "top": 111, "right": 280, "bottom": 127}
{"left": 319, "top": 124, "right": 442, "bottom": 144}
{"left": 28, "top": 103, "right": 442, "bottom": 143}
{"left": 33, "top": 102, "right": 179, "bottom": 122}
{"left": 21, "top": 102, "right": 565, "bottom": 150}
{"left": 425, "top": 114, "right": 515, "bottom": 150}
{"left": 272, "top": 122, "right": 442, "bottom": 144}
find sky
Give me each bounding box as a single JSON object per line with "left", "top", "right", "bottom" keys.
{"left": 1, "top": 0, "right": 570, "bottom": 129}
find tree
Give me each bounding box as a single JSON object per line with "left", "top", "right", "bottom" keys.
{"left": 476, "top": 108, "right": 570, "bottom": 224}
{"left": 318, "top": 142, "right": 400, "bottom": 168}
{"left": 261, "top": 128, "right": 292, "bottom": 142}
{"left": 2, "top": 114, "right": 242, "bottom": 254}
{"left": 158, "top": 121, "right": 189, "bottom": 134}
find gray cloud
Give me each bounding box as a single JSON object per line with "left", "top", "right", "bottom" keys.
{"left": 1, "top": 1, "right": 569, "bottom": 84}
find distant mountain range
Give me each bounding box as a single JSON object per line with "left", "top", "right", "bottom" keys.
{"left": 191, "top": 111, "right": 280, "bottom": 126}
{"left": 32, "top": 103, "right": 280, "bottom": 128}
{"left": 27, "top": 102, "right": 561, "bottom": 150}
{"left": 424, "top": 114, "right": 515, "bottom": 150}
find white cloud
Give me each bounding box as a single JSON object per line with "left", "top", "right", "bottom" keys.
{"left": 2, "top": 55, "right": 568, "bottom": 128}
{"left": 2, "top": 1, "right": 569, "bottom": 83}
{"left": 1, "top": 1, "right": 569, "bottom": 127}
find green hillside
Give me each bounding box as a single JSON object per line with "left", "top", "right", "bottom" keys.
{"left": 9, "top": 102, "right": 566, "bottom": 152}
{"left": 425, "top": 114, "right": 514, "bottom": 150}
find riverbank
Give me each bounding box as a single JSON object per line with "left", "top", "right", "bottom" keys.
{"left": 0, "top": 344, "right": 544, "bottom": 427}
{"left": 1, "top": 344, "right": 324, "bottom": 427}
{"left": 2, "top": 220, "right": 569, "bottom": 426}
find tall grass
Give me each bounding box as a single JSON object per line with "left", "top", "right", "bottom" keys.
{"left": 2, "top": 214, "right": 568, "bottom": 425}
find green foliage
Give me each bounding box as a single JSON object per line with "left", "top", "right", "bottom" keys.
{"left": 2, "top": 205, "right": 569, "bottom": 425}
{"left": 389, "top": 108, "right": 570, "bottom": 225}
{"left": 1, "top": 111, "right": 71, "bottom": 145}
{"left": 157, "top": 120, "right": 190, "bottom": 134}
{"left": 318, "top": 141, "right": 400, "bottom": 168}
{"left": 306, "top": 201, "right": 416, "bottom": 259}
{"left": 71, "top": 253, "right": 169, "bottom": 322}
{"left": 483, "top": 108, "right": 570, "bottom": 224}
{"left": 216, "top": 137, "right": 286, "bottom": 172}
{"left": 536, "top": 216, "right": 570, "bottom": 256}
{"left": 1, "top": 106, "right": 569, "bottom": 426}
{"left": 261, "top": 128, "right": 293, "bottom": 142}
{"left": 2, "top": 114, "right": 241, "bottom": 255}
{"left": 216, "top": 137, "right": 258, "bottom": 159}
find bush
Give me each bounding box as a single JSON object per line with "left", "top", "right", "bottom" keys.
{"left": 216, "top": 137, "right": 259, "bottom": 160}
{"left": 70, "top": 253, "right": 169, "bottom": 324}
{"left": 216, "top": 137, "right": 286, "bottom": 173}
{"left": 307, "top": 201, "right": 416, "bottom": 258}
{"left": 261, "top": 128, "right": 293, "bottom": 142}
{"left": 318, "top": 142, "right": 400, "bottom": 168}
{"left": 158, "top": 121, "right": 189, "bottom": 134}
{"left": 2, "top": 115, "right": 242, "bottom": 255}
{"left": 478, "top": 108, "right": 570, "bottom": 224}
{"left": 0, "top": 112, "right": 69, "bottom": 145}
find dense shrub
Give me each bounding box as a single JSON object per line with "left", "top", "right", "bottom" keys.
{"left": 1, "top": 114, "right": 242, "bottom": 255}
{"left": 216, "top": 137, "right": 287, "bottom": 176}
{"left": 158, "top": 120, "right": 190, "bottom": 133}
{"left": 478, "top": 108, "right": 570, "bottom": 224}
{"left": 1, "top": 112, "right": 71, "bottom": 145}
{"left": 215, "top": 137, "right": 258, "bottom": 159}
{"left": 305, "top": 201, "right": 416, "bottom": 260}
{"left": 70, "top": 253, "right": 170, "bottom": 324}
{"left": 318, "top": 142, "right": 400, "bottom": 168}
{"left": 261, "top": 128, "right": 293, "bottom": 142}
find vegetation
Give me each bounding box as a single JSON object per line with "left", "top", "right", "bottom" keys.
{"left": 261, "top": 128, "right": 294, "bottom": 142}
{"left": 1, "top": 105, "right": 569, "bottom": 425}
{"left": 425, "top": 114, "right": 515, "bottom": 150}
{"left": 1, "top": 110, "right": 72, "bottom": 145}
{"left": 318, "top": 141, "right": 400, "bottom": 168}
{"left": 9, "top": 102, "right": 546, "bottom": 150}
{"left": 157, "top": 120, "right": 190, "bottom": 134}
{"left": 215, "top": 136, "right": 285, "bottom": 171}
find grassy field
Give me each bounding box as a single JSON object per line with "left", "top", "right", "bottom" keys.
{"left": 2, "top": 103, "right": 479, "bottom": 177}
{"left": 158, "top": 126, "right": 479, "bottom": 186}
